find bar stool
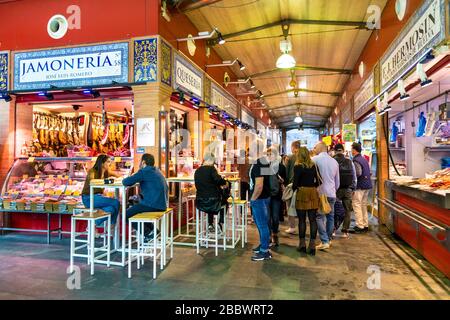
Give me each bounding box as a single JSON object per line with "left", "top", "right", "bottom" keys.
{"left": 128, "top": 209, "right": 172, "bottom": 279}
{"left": 70, "top": 209, "right": 111, "bottom": 276}
{"left": 195, "top": 206, "right": 226, "bottom": 256}
{"left": 228, "top": 198, "right": 248, "bottom": 247}
{"left": 184, "top": 195, "right": 196, "bottom": 235}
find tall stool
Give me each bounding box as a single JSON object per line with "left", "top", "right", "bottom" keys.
{"left": 228, "top": 198, "right": 248, "bottom": 247}
{"left": 70, "top": 209, "right": 111, "bottom": 276}
{"left": 128, "top": 210, "right": 169, "bottom": 279}
{"left": 184, "top": 195, "right": 196, "bottom": 235}
{"left": 195, "top": 206, "right": 226, "bottom": 256}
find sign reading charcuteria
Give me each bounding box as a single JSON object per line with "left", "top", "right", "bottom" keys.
{"left": 13, "top": 42, "right": 129, "bottom": 90}
{"left": 380, "top": 0, "right": 446, "bottom": 89}
{"left": 211, "top": 83, "right": 238, "bottom": 118}
{"left": 173, "top": 54, "right": 203, "bottom": 99}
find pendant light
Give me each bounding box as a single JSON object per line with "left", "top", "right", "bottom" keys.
{"left": 294, "top": 108, "right": 303, "bottom": 123}
{"left": 276, "top": 38, "right": 296, "bottom": 69}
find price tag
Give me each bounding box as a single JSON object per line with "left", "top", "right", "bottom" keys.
{"left": 125, "top": 161, "right": 132, "bottom": 167}
{"left": 91, "top": 157, "right": 97, "bottom": 162}
{"left": 28, "top": 157, "right": 35, "bottom": 163}
{"left": 22, "top": 175, "right": 29, "bottom": 179}
{"left": 46, "top": 190, "right": 54, "bottom": 195}
{"left": 114, "top": 157, "right": 122, "bottom": 163}
{"left": 57, "top": 175, "right": 63, "bottom": 179}
{"left": 64, "top": 190, "right": 72, "bottom": 196}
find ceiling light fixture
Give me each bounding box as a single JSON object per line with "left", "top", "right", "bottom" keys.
{"left": 416, "top": 63, "right": 433, "bottom": 88}
{"left": 397, "top": 79, "right": 410, "bottom": 101}
{"left": 177, "top": 28, "right": 220, "bottom": 42}
{"left": 217, "top": 29, "right": 226, "bottom": 45}
{"left": 206, "top": 58, "right": 245, "bottom": 70}
{"left": 294, "top": 108, "right": 303, "bottom": 123}
{"left": 276, "top": 38, "right": 296, "bottom": 69}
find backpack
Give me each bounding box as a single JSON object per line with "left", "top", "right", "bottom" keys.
{"left": 269, "top": 174, "right": 280, "bottom": 197}
{"left": 335, "top": 156, "right": 354, "bottom": 189}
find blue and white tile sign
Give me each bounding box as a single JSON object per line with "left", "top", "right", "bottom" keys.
{"left": 14, "top": 42, "right": 129, "bottom": 90}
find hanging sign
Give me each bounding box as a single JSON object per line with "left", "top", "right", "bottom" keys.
{"left": 354, "top": 73, "right": 374, "bottom": 120}
{"left": 241, "top": 109, "right": 255, "bottom": 128}
{"left": 211, "top": 83, "right": 238, "bottom": 118}
{"left": 342, "top": 124, "right": 357, "bottom": 142}
{"left": 380, "top": 0, "right": 446, "bottom": 90}
{"left": 342, "top": 103, "right": 352, "bottom": 124}
{"left": 173, "top": 54, "right": 203, "bottom": 99}
{"left": 322, "top": 136, "right": 332, "bottom": 146}
{"left": 13, "top": 42, "right": 129, "bottom": 90}
{"left": 136, "top": 118, "right": 155, "bottom": 147}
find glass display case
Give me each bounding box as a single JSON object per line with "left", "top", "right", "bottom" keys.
{"left": 0, "top": 157, "right": 133, "bottom": 213}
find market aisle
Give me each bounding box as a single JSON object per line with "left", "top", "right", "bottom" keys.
{"left": 0, "top": 222, "right": 448, "bottom": 300}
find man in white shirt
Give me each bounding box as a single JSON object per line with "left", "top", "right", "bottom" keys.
{"left": 312, "top": 142, "right": 340, "bottom": 250}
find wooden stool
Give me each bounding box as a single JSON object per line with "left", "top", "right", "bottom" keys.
{"left": 70, "top": 209, "right": 111, "bottom": 276}
{"left": 128, "top": 209, "right": 173, "bottom": 279}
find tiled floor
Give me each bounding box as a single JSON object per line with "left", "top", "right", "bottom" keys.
{"left": 0, "top": 220, "right": 449, "bottom": 300}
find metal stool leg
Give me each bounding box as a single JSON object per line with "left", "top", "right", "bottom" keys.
{"left": 214, "top": 214, "right": 218, "bottom": 257}
{"left": 153, "top": 221, "right": 157, "bottom": 279}
{"left": 196, "top": 208, "right": 200, "bottom": 254}
{"left": 128, "top": 221, "right": 132, "bottom": 278}
{"left": 90, "top": 220, "right": 95, "bottom": 276}
{"left": 107, "top": 216, "right": 111, "bottom": 267}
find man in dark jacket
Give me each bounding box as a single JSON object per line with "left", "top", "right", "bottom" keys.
{"left": 351, "top": 143, "right": 373, "bottom": 233}
{"left": 333, "top": 144, "right": 357, "bottom": 237}
{"left": 123, "top": 153, "right": 168, "bottom": 239}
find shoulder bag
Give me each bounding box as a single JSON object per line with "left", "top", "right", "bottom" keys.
{"left": 314, "top": 165, "right": 331, "bottom": 214}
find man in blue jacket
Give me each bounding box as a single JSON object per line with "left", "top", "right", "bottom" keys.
{"left": 123, "top": 153, "right": 168, "bottom": 240}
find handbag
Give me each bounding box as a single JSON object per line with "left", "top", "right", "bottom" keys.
{"left": 282, "top": 183, "right": 293, "bottom": 201}
{"left": 314, "top": 165, "right": 332, "bottom": 214}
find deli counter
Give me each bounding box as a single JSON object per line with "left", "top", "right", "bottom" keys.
{"left": 0, "top": 157, "right": 132, "bottom": 243}
{"left": 381, "top": 172, "right": 450, "bottom": 278}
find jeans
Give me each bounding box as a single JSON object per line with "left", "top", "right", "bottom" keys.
{"left": 353, "top": 189, "right": 370, "bottom": 229}
{"left": 269, "top": 197, "right": 281, "bottom": 234}
{"left": 81, "top": 195, "right": 120, "bottom": 227}
{"left": 250, "top": 198, "right": 271, "bottom": 253}
{"left": 316, "top": 197, "right": 336, "bottom": 244}
{"left": 337, "top": 188, "right": 353, "bottom": 232}
{"left": 297, "top": 209, "right": 318, "bottom": 241}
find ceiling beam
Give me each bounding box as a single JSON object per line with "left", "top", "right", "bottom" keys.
{"left": 207, "top": 19, "right": 368, "bottom": 45}
{"left": 275, "top": 119, "right": 324, "bottom": 125}
{"left": 255, "top": 103, "right": 334, "bottom": 110}
{"left": 250, "top": 66, "right": 352, "bottom": 79}
{"left": 264, "top": 88, "right": 341, "bottom": 98}
{"left": 175, "top": 0, "right": 223, "bottom": 13}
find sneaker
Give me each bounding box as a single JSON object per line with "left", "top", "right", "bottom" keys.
{"left": 252, "top": 245, "right": 261, "bottom": 253}
{"left": 285, "top": 228, "right": 296, "bottom": 234}
{"left": 342, "top": 232, "right": 350, "bottom": 239}
{"left": 251, "top": 251, "right": 272, "bottom": 261}
{"left": 316, "top": 243, "right": 330, "bottom": 250}
{"left": 352, "top": 226, "right": 365, "bottom": 233}
{"left": 143, "top": 230, "right": 155, "bottom": 243}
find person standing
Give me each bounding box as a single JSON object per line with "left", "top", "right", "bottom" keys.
{"left": 237, "top": 149, "right": 251, "bottom": 200}
{"left": 123, "top": 154, "right": 168, "bottom": 241}
{"left": 292, "top": 147, "right": 320, "bottom": 256}
{"left": 284, "top": 140, "right": 301, "bottom": 234}
{"left": 333, "top": 144, "right": 357, "bottom": 238}
{"left": 249, "top": 155, "right": 272, "bottom": 261}
{"left": 267, "top": 147, "right": 286, "bottom": 247}
{"left": 351, "top": 142, "right": 373, "bottom": 233}
{"left": 312, "top": 142, "right": 340, "bottom": 250}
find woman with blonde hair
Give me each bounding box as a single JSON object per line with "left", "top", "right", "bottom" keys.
{"left": 292, "top": 147, "right": 321, "bottom": 255}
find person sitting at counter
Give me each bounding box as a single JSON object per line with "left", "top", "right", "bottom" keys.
{"left": 81, "top": 154, "right": 121, "bottom": 234}
{"left": 194, "top": 153, "right": 228, "bottom": 235}
{"left": 123, "top": 153, "right": 168, "bottom": 241}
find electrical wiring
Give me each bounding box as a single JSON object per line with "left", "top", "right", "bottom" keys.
{"left": 226, "top": 27, "right": 360, "bottom": 43}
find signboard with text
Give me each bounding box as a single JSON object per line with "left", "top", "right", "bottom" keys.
{"left": 354, "top": 73, "right": 374, "bottom": 120}
{"left": 241, "top": 109, "right": 255, "bottom": 127}
{"left": 342, "top": 124, "right": 357, "bottom": 142}
{"left": 211, "top": 83, "right": 238, "bottom": 118}
{"left": 173, "top": 54, "right": 203, "bottom": 99}
{"left": 380, "top": 0, "right": 446, "bottom": 90}
{"left": 14, "top": 42, "right": 129, "bottom": 90}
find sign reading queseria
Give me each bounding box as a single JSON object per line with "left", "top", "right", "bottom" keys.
{"left": 380, "top": 0, "right": 445, "bottom": 89}
{"left": 173, "top": 54, "right": 203, "bottom": 99}
{"left": 14, "top": 43, "right": 129, "bottom": 90}
{"left": 354, "top": 73, "right": 374, "bottom": 120}
{"left": 211, "top": 83, "right": 238, "bottom": 118}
